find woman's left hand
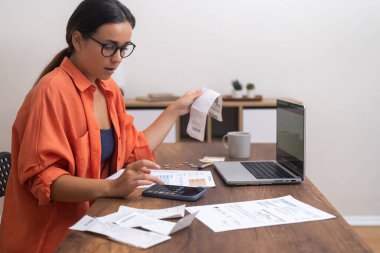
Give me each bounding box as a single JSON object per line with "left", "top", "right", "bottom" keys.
{"left": 171, "top": 89, "right": 203, "bottom": 116}
{"left": 143, "top": 88, "right": 203, "bottom": 150}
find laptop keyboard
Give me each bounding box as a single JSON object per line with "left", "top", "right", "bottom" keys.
{"left": 241, "top": 162, "right": 294, "bottom": 179}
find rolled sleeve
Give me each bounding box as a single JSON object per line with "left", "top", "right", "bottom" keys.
{"left": 28, "top": 165, "right": 69, "bottom": 205}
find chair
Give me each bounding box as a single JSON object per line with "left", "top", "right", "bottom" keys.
{"left": 0, "top": 152, "right": 11, "bottom": 197}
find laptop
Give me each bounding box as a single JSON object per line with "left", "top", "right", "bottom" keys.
{"left": 214, "top": 99, "right": 305, "bottom": 185}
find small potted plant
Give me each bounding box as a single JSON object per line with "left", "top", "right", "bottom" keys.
{"left": 246, "top": 83, "right": 255, "bottom": 98}
{"left": 231, "top": 79, "right": 243, "bottom": 98}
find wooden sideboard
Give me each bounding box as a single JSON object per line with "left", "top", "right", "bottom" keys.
{"left": 124, "top": 98, "right": 279, "bottom": 143}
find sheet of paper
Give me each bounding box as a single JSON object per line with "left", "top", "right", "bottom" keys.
{"left": 115, "top": 211, "right": 198, "bottom": 236}
{"left": 149, "top": 170, "right": 215, "bottom": 187}
{"left": 166, "top": 211, "right": 198, "bottom": 234}
{"left": 187, "top": 87, "right": 223, "bottom": 141}
{"left": 186, "top": 195, "right": 335, "bottom": 232}
{"left": 107, "top": 224, "right": 170, "bottom": 249}
{"left": 115, "top": 212, "right": 176, "bottom": 232}
{"left": 106, "top": 169, "right": 124, "bottom": 180}
{"left": 108, "top": 169, "right": 216, "bottom": 188}
{"left": 97, "top": 210, "right": 132, "bottom": 223}
{"left": 199, "top": 156, "right": 225, "bottom": 163}
{"left": 70, "top": 215, "right": 171, "bottom": 249}
{"left": 142, "top": 211, "right": 198, "bottom": 235}
{"left": 118, "top": 205, "right": 185, "bottom": 219}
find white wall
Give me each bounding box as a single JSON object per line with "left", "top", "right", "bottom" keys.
{"left": 0, "top": 0, "right": 379, "bottom": 217}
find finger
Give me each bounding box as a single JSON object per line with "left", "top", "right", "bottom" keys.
{"left": 135, "top": 174, "right": 164, "bottom": 185}
{"left": 127, "top": 160, "right": 160, "bottom": 173}
{"left": 189, "top": 88, "right": 203, "bottom": 97}
{"left": 150, "top": 176, "right": 164, "bottom": 185}
{"left": 188, "top": 91, "right": 203, "bottom": 102}
{"left": 139, "top": 167, "right": 152, "bottom": 174}
{"left": 137, "top": 159, "right": 161, "bottom": 170}
{"left": 136, "top": 180, "right": 156, "bottom": 187}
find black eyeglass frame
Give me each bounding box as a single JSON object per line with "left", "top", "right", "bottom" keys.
{"left": 86, "top": 35, "right": 136, "bottom": 58}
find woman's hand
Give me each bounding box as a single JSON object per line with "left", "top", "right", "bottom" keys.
{"left": 170, "top": 89, "right": 203, "bottom": 117}
{"left": 143, "top": 89, "right": 203, "bottom": 150}
{"left": 109, "top": 160, "right": 163, "bottom": 198}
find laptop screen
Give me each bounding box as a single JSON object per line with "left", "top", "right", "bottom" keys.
{"left": 276, "top": 100, "right": 305, "bottom": 179}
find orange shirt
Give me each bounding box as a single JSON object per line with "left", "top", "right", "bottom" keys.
{"left": 0, "top": 57, "right": 155, "bottom": 253}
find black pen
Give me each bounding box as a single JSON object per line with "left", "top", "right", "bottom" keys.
{"left": 198, "top": 162, "right": 213, "bottom": 170}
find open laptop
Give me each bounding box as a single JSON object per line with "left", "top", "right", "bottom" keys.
{"left": 214, "top": 99, "right": 305, "bottom": 185}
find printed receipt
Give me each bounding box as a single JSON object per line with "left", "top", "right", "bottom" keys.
{"left": 187, "top": 87, "right": 223, "bottom": 141}
{"left": 70, "top": 205, "right": 197, "bottom": 249}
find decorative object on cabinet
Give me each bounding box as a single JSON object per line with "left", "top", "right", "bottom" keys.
{"left": 246, "top": 83, "right": 255, "bottom": 98}
{"left": 231, "top": 79, "right": 243, "bottom": 98}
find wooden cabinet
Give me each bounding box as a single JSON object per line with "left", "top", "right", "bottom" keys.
{"left": 124, "top": 98, "right": 278, "bottom": 143}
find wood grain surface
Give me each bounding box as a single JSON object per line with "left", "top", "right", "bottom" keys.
{"left": 56, "top": 143, "right": 372, "bottom": 253}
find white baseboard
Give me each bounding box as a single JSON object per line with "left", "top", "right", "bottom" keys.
{"left": 344, "top": 216, "right": 380, "bottom": 226}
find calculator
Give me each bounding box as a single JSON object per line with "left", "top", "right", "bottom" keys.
{"left": 142, "top": 184, "right": 207, "bottom": 201}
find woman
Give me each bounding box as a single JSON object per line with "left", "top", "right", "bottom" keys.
{"left": 0, "top": 0, "right": 202, "bottom": 252}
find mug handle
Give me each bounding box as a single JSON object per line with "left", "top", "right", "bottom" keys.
{"left": 222, "top": 135, "right": 229, "bottom": 149}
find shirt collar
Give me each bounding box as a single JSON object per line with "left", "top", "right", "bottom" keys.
{"left": 60, "top": 57, "right": 94, "bottom": 92}
{"left": 60, "top": 57, "right": 114, "bottom": 94}
{"left": 97, "top": 79, "right": 113, "bottom": 94}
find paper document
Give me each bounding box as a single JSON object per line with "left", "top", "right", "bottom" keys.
{"left": 71, "top": 204, "right": 197, "bottom": 248}
{"left": 70, "top": 215, "right": 170, "bottom": 249}
{"left": 108, "top": 169, "right": 216, "bottom": 188}
{"left": 118, "top": 205, "right": 185, "bottom": 219}
{"left": 97, "top": 205, "right": 185, "bottom": 224}
{"left": 115, "top": 211, "right": 198, "bottom": 236}
{"left": 186, "top": 195, "right": 335, "bottom": 232}
{"left": 149, "top": 170, "right": 215, "bottom": 187}
{"left": 187, "top": 87, "right": 223, "bottom": 141}
{"left": 143, "top": 211, "right": 198, "bottom": 235}
{"left": 106, "top": 169, "right": 124, "bottom": 180}
{"left": 199, "top": 156, "right": 225, "bottom": 163}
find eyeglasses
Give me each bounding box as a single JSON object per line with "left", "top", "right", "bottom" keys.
{"left": 87, "top": 35, "right": 136, "bottom": 58}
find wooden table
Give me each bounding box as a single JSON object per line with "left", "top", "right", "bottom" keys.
{"left": 56, "top": 143, "right": 372, "bottom": 253}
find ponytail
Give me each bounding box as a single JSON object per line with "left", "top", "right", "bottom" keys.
{"left": 32, "top": 47, "right": 71, "bottom": 87}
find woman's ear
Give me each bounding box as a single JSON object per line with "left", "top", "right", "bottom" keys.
{"left": 71, "top": 31, "right": 84, "bottom": 52}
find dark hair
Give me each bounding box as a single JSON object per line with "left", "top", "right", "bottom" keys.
{"left": 33, "top": 0, "right": 135, "bottom": 87}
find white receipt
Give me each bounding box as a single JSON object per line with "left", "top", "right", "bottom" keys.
{"left": 117, "top": 205, "right": 186, "bottom": 219}
{"left": 96, "top": 205, "right": 185, "bottom": 224}
{"left": 70, "top": 205, "right": 197, "bottom": 248}
{"left": 187, "top": 87, "right": 223, "bottom": 141}
{"left": 115, "top": 211, "right": 198, "bottom": 236}
{"left": 70, "top": 215, "right": 170, "bottom": 249}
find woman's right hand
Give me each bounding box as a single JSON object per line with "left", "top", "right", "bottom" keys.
{"left": 109, "top": 160, "right": 163, "bottom": 198}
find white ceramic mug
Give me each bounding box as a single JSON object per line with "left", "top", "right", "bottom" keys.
{"left": 222, "top": 131, "right": 251, "bottom": 158}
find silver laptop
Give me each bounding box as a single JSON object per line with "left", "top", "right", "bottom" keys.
{"left": 214, "top": 99, "right": 305, "bottom": 185}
